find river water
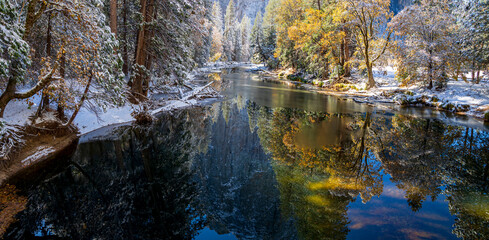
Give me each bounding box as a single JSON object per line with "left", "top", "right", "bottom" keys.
{"left": 4, "top": 69, "right": 489, "bottom": 239}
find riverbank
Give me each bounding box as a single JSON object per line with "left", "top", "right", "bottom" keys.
{"left": 0, "top": 63, "right": 246, "bottom": 186}
{"left": 256, "top": 66, "right": 489, "bottom": 123}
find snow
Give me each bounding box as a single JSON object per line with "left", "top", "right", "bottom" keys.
{"left": 73, "top": 105, "right": 134, "bottom": 134}
{"left": 22, "top": 146, "right": 55, "bottom": 166}
{"left": 3, "top": 96, "right": 206, "bottom": 136}
{"left": 345, "top": 66, "right": 489, "bottom": 119}
{"left": 3, "top": 97, "right": 39, "bottom": 126}
{"left": 2, "top": 64, "right": 227, "bottom": 136}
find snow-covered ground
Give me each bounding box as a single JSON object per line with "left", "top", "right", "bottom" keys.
{"left": 346, "top": 67, "right": 489, "bottom": 119}
{"left": 2, "top": 63, "right": 235, "bottom": 136}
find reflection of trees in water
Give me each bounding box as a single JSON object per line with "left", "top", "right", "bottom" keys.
{"left": 249, "top": 104, "right": 380, "bottom": 239}
{"left": 194, "top": 98, "right": 297, "bottom": 240}
{"left": 443, "top": 128, "right": 489, "bottom": 239}
{"left": 244, "top": 100, "right": 489, "bottom": 239}
{"left": 381, "top": 116, "right": 489, "bottom": 238}
{"left": 380, "top": 115, "right": 450, "bottom": 211}
{"left": 4, "top": 109, "right": 210, "bottom": 239}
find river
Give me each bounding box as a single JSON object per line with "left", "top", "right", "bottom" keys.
{"left": 3, "top": 68, "right": 489, "bottom": 239}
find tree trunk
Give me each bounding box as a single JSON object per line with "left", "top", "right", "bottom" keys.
{"left": 43, "top": 13, "right": 52, "bottom": 110}
{"left": 343, "top": 28, "right": 351, "bottom": 77}
{"left": 0, "top": 0, "right": 48, "bottom": 117}
{"left": 122, "top": 0, "right": 129, "bottom": 76}
{"left": 130, "top": 0, "right": 155, "bottom": 103}
{"left": 0, "top": 78, "right": 16, "bottom": 117}
{"left": 57, "top": 54, "right": 66, "bottom": 119}
{"left": 64, "top": 74, "right": 93, "bottom": 127}
{"left": 24, "top": 0, "right": 47, "bottom": 41}
{"left": 367, "top": 64, "right": 375, "bottom": 89}
{"left": 428, "top": 50, "right": 433, "bottom": 89}
{"left": 110, "top": 0, "right": 118, "bottom": 36}
{"left": 36, "top": 13, "right": 53, "bottom": 118}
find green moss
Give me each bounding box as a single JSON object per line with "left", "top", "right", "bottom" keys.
{"left": 485, "top": 112, "right": 489, "bottom": 122}
{"left": 287, "top": 75, "right": 304, "bottom": 82}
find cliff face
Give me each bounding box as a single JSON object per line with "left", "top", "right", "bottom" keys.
{"left": 216, "top": 0, "right": 412, "bottom": 23}
{"left": 391, "top": 0, "right": 413, "bottom": 13}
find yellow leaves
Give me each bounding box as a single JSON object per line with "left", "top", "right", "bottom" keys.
{"left": 306, "top": 195, "right": 330, "bottom": 207}
{"left": 309, "top": 176, "right": 364, "bottom": 191}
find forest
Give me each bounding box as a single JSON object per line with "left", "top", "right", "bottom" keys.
{"left": 0, "top": 0, "right": 488, "bottom": 165}
{"left": 1, "top": 0, "right": 489, "bottom": 239}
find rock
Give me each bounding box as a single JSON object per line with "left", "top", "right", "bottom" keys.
{"left": 455, "top": 104, "right": 470, "bottom": 112}
{"left": 485, "top": 112, "right": 489, "bottom": 122}
{"left": 440, "top": 102, "right": 455, "bottom": 112}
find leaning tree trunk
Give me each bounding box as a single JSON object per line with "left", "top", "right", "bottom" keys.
{"left": 0, "top": 0, "right": 49, "bottom": 117}
{"left": 130, "top": 0, "right": 155, "bottom": 103}
{"left": 0, "top": 78, "right": 17, "bottom": 117}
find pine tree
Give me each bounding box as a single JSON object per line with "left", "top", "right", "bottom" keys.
{"left": 233, "top": 20, "right": 242, "bottom": 62}
{"left": 0, "top": 0, "right": 124, "bottom": 119}
{"left": 262, "top": 0, "right": 280, "bottom": 67}
{"left": 460, "top": 0, "right": 489, "bottom": 83}
{"left": 223, "top": 0, "right": 237, "bottom": 61}
{"left": 250, "top": 11, "right": 265, "bottom": 63}
{"left": 240, "top": 15, "right": 252, "bottom": 62}
{"left": 0, "top": 0, "right": 30, "bottom": 117}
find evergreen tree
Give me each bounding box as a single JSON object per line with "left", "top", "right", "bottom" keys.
{"left": 240, "top": 15, "right": 252, "bottom": 62}
{"left": 250, "top": 11, "right": 265, "bottom": 63}
{"left": 223, "top": 0, "right": 237, "bottom": 61}
{"left": 262, "top": 0, "right": 280, "bottom": 67}
{"left": 460, "top": 0, "right": 489, "bottom": 83}
{"left": 233, "top": 20, "right": 242, "bottom": 62}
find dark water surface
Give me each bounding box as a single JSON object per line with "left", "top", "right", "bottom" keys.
{"left": 4, "top": 69, "right": 489, "bottom": 239}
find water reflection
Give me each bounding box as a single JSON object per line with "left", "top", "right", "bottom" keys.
{"left": 200, "top": 95, "right": 488, "bottom": 239}
{"left": 4, "top": 109, "right": 211, "bottom": 239}
{"left": 3, "top": 70, "right": 489, "bottom": 239}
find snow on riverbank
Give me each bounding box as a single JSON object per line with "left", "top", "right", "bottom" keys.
{"left": 343, "top": 67, "right": 489, "bottom": 120}
{"left": 2, "top": 63, "right": 238, "bottom": 136}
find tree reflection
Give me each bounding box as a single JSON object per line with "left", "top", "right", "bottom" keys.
{"left": 4, "top": 109, "right": 210, "bottom": 239}
{"left": 4, "top": 96, "right": 489, "bottom": 239}
{"left": 380, "top": 116, "right": 451, "bottom": 211}
{"left": 443, "top": 129, "right": 489, "bottom": 239}
{"left": 243, "top": 98, "right": 489, "bottom": 239}
{"left": 249, "top": 105, "right": 386, "bottom": 239}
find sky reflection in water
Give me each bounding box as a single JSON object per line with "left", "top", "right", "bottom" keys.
{"left": 4, "top": 70, "right": 488, "bottom": 240}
